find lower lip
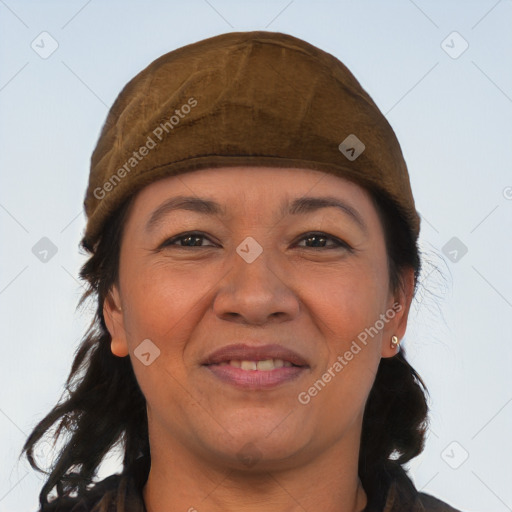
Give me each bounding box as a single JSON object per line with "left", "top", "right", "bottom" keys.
{"left": 204, "top": 364, "right": 308, "bottom": 389}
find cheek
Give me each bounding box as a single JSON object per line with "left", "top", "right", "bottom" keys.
{"left": 119, "top": 260, "right": 209, "bottom": 416}
{"left": 121, "top": 256, "right": 206, "bottom": 338}
{"left": 298, "top": 260, "right": 386, "bottom": 411}
{"left": 306, "top": 259, "right": 389, "bottom": 346}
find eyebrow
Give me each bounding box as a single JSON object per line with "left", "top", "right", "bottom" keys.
{"left": 145, "top": 195, "right": 368, "bottom": 234}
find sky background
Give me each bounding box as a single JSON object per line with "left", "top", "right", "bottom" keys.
{"left": 1, "top": 1, "right": 511, "bottom": 511}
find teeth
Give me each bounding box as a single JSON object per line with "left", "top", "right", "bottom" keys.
{"left": 220, "top": 359, "right": 294, "bottom": 370}
{"left": 241, "top": 360, "right": 257, "bottom": 370}
{"left": 257, "top": 359, "right": 279, "bottom": 371}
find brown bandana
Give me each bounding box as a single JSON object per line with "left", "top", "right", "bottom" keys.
{"left": 82, "top": 30, "right": 420, "bottom": 251}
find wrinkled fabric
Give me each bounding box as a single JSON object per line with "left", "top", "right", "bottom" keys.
{"left": 83, "top": 30, "right": 420, "bottom": 252}
{"left": 42, "top": 455, "right": 463, "bottom": 511}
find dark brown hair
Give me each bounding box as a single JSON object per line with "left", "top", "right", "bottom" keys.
{"left": 20, "top": 185, "right": 429, "bottom": 511}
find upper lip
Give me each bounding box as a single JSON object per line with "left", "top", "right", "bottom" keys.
{"left": 202, "top": 343, "right": 309, "bottom": 367}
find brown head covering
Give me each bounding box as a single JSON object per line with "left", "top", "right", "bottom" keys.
{"left": 82, "top": 30, "right": 420, "bottom": 251}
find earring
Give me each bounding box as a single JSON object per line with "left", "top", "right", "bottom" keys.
{"left": 391, "top": 335, "right": 400, "bottom": 349}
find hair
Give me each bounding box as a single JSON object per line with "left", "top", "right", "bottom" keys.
{"left": 20, "top": 183, "right": 429, "bottom": 511}
{"left": 359, "top": 190, "right": 429, "bottom": 508}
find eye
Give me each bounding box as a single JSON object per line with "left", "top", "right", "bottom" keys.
{"left": 160, "top": 231, "right": 216, "bottom": 248}
{"left": 295, "top": 232, "right": 351, "bottom": 250}
{"left": 159, "top": 231, "right": 351, "bottom": 251}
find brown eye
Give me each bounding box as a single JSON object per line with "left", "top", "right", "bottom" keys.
{"left": 158, "top": 231, "right": 351, "bottom": 251}
{"left": 161, "top": 232, "right": 216, "bottom": 248}
{"left": 296, "top": 232, "right": 351, "bottom": 250}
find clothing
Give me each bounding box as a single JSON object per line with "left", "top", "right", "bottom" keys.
{"left": 82, "top": 30, "right": 421, "bottom": 253}
{"left": 41, "top": 455, "right": 463, "bottom": 511}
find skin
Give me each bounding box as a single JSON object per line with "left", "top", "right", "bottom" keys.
{"left": 103, "top": 166, "right": 415, "bottom": 512}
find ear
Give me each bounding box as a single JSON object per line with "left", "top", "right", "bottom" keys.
{"left": 381, "top": 267, "right": 416, "bottom": 358}
{"left": 103, "top": 285, "right": 129, "bottom": 357}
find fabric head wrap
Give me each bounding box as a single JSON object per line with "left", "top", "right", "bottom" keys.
{"left": 82, "top": 30, "right": 420, "bottom": 251}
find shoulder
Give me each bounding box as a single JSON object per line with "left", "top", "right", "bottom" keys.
{"left": 378, "top": 461, "right": 465, "bottom": 512}
{"left": 417, "top": 491, "right": 464, "bottom": 511}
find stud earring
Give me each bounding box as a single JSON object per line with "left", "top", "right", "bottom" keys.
{"left": 391, "top": 335, "right": 400, "bottom": 349}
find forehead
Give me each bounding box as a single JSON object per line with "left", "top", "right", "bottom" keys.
{"left": 120, "top": 166, "right": 386, "bottom": 241}
{"left": 131, "top": 166, "right": 374, "bottom": 211}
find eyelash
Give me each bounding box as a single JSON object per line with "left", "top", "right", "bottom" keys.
{"left": 159, "top": 231, "right": 352, "bottom": 251}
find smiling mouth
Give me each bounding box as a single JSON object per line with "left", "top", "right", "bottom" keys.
{"left": 203, "top": 359, "right": 308, "bottom": 389}
{"left": 207, "top": 358, "right": 299, "bottom": 371}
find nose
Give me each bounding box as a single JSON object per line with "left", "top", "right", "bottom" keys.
{"left": 212, "top": 241, "right": 300, "bottom": 326}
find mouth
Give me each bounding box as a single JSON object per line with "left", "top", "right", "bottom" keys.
{"left": 202, "top": 343, "right": 310, "bottom": 389}
{"left": 202, "top": 343, "right": 309, "bottom": 367}
{"left": 207, "top": 358, "right": 300, "bottom": 370}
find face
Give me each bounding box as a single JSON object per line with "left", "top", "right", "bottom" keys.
{"left": 104, "top": 166, "right": 414, "bottom": 472}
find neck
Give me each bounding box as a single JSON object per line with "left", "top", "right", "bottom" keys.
{"left": 142, "top": 423, "right": 368, "bottom": 512}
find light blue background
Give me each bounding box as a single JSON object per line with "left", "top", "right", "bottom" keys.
{"left": 1, "top": 1, "right": 511, "bottom": 511}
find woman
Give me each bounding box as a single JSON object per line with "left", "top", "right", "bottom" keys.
{"left": 21, "top": 31, "right": 464, "bottom": 511}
